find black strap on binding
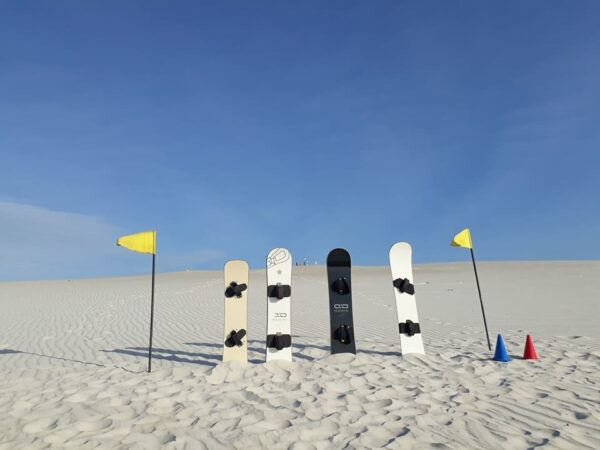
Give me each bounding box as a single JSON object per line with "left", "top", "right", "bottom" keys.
{"left": 399, "top": 320, "right": 421, "bottom": 336}
{"left": 267, "top": 283, "right": 291, "bottom": 300}
{"left": 332, "top": 277, "right": 350, "bottom": 295}
{"left": 393, "top": 278, "right": 415, "bottom": 295}
{"left": 334, "top": 324, "right": 353, "bottom": 344}
{"left": 266, "top": 333, "right": 292, "bottom": 350}
{"left": 225, "top": 281, "right": 247, "bottom": 298}
{"left": 225, "top": 329, "right": 247, "bottom": 347}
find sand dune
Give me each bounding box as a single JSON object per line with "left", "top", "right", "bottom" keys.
{"left": 1, "top": 262, "right": 599, "bottom": 449}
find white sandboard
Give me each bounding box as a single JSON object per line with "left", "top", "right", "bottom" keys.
{"left": 266, "top": 248, "right": 292, "bottom": 362}
{"left": 223, "top": 260, "right": 249, "bottom": 363}
{"left": 389, "top": 242, "right": 425, "bottom": 355}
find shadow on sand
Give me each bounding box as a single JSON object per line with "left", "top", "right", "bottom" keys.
{"left": 103, "top": 347, "right": 221, "bottom": 367}
{"left": 106, "top": 339, "right": 333, "bottom": 367}
{"left": 0, "top": 348, "right": 105, "bottom": 367}
{"left": 100, "top": 329, "right": 425, "bottom": 369}
{"left": 359, "top": 349, "right": 402, "bottom": 357}
{"left": 184, "top": 341, "right": 268, "bottom": 364}
{"left": 0, "top": 349, "right": 22, "bottom": 355}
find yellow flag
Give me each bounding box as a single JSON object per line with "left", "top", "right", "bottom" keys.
{"left": 451, "top": 228, "right": 473, "bottom": 249}
{"left": 117, "top": 231, "right": 156, "bottom": 255}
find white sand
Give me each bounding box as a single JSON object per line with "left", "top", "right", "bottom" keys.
{"left": 0, "top": 261, "right": 599, "bottom": 449}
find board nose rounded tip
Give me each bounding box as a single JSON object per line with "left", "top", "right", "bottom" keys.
{"left": 224, "top": 259, "right": 249, "bottom": 270}
{"left": 326, "top": 248, "right": 351, "bottom": 265}
{"left": 329, "top": 247, "right": 349, "bottom": 254}
{"left": 389, "top": 242, "right": 412, "bottom": 257}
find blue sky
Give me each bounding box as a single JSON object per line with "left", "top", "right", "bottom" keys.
{"left": 1, "top": 2, "right": 599, "bottom": 280}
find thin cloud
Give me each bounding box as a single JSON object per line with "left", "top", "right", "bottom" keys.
{"left": 0, "top": 201, "right": 227, "bottom": 281}
{"left": 159, "top": 249, "right": 226, "bottom": 271}
{"left": 0, "top": 201, "right": 121, "bottom": 281}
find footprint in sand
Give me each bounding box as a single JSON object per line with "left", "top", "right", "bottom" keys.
{"left": 22, "top": 416, "right": 58, "bottom": 434}
{"left": 354, "top": 427, "right": 397, "bottom": 448}
{"left": 43, "top": 427, "right": 79, "bottom": 445}
{"left": 299, "top": 420, "right": 340, "bottom": 441}
{"left": 73, "top": 417, "right": 113, "bottom": 432}
{"left": 362, "top": 399, "right": 393, "bottom": 412}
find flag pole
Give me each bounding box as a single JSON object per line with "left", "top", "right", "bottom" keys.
{"left": 148, "top": 253, "right": 156, "bottom": 372}
{"left": 469, "top": 248, "right": 491, "bottom": 351}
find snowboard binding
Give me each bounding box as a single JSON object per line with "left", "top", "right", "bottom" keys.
{"left": 334, "top": 324, "right": 353, "bottom": 345}
{"left": 399, "top": 320, "right": 421, "bottom": 336}
{"left": 266, "top": 333, "right": 292, "bottom": 350}
{"left": 267, "top": 283, "right": 291, "bottom": 300}
{"left": 225, "top": 281, "right": 247, "bottom": 299}
{"left": 225, "top": 329, "right": 247, "bottom": 347}
{"left": 331, "top": 277, "right": 350, "bottom": 295}
{"left": 393, "top": 278, "right": 415, "bottom": 295}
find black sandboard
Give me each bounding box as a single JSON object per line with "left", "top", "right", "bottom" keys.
{"left": 327, "top": 248, "right": 356, "bottom": 354}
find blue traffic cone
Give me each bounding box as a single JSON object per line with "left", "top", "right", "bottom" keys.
{"left": 493, "top": 334, "right": 511, "bottom": 362}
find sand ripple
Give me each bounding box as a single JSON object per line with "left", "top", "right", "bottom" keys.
{"left": 1, "top": 265, "right": 599, "bottom": 448}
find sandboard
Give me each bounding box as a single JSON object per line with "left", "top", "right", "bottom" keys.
{"left": 327, "top": 248, "right": 356, "bottom": 354}
{"left": 223, "top": 259, "right": 249, "bottom": 363}
{"left": 389, "top": 242, "right": 425, "bottom": 355}
{"left": 266, "top": 248, "right": 293, "bottom": 362}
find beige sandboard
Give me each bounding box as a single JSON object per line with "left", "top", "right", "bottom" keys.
{"left": 223, "top": 260, "right": 249, "bottom": 363}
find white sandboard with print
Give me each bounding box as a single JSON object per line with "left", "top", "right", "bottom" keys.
{"left": 266, "top": 248, "right": 292, "bottom": 362}
{"left": 389, "top": 242, "right": 425, "bottom": 355}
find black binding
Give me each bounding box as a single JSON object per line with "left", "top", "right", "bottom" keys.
{"left": 225, "top": 281, "right": 247, "bottom": 298}
{"left": 266, "top": 333, "right": 292, "bottom": 350}
{"left": 334, "top": 324, "right": 353, "bottom": 344}
{"left": 399, "top": 320, "right": 421, "bottom": 336}
{"left": 393, "top": 278, "right": 415, "bottom": 295}
{"left": 267, "top": 283, "right": 291, "bottom": 300}
{"left": 332, "top": 277, "right": 350, "bottom": 295}
{"left": 225, "top": 329, "right": 246, "bottom": 347}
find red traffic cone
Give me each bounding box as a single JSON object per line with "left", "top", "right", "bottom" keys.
{"left": 523, "top": 334, "right": 538, "bottom": 360}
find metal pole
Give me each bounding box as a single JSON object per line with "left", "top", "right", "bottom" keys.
{"left": 148, "top": 254, "right": 156, "bottom": 372}
{"left": 470, "top": 248, "right": 491, "bottom": 351}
